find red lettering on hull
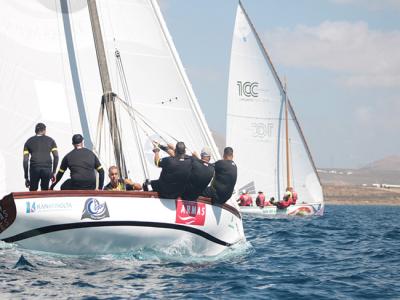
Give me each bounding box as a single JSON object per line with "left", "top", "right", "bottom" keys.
{"left": 175, "top": 199, "right": 206, "bottom": 226}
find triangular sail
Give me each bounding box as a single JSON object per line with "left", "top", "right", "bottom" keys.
{"left": 0, "top": 1, "right": 102, "bottom": 194}
{"left": 92, "top": 0, "right": 221, "bottom": 181}
{"left": 226, "top": 2, "right": 323, "bottom": 204}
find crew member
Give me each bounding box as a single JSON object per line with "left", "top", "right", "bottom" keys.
{"left": 103, "top": 166, "right": 142, "bottom": 191}
{"left": 275, "top": 187, "right": 294, "bottom": 209}
{"left": 255, "top": 191, "right": 266, "bottom": 207}
{"left": 149, "top": 141, "right": 192, "bottom": 199}
{"left": 183, "top": 146, "right": 214, "bottom": 201}
{"left": 202, "top": 147, "right": 237, "bottom": 205}
{"left": 23, "top": 123, "right": 59, "bottom": 191}
{"left": 50, "top": 134, "right": 104, "bottom": 190}
{"left": 237, "top": 190, "right": 253, "bottom": 206}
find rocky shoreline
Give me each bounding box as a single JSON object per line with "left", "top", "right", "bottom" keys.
{"left": 323, "top": 184, "right": 400, "bottom": 205}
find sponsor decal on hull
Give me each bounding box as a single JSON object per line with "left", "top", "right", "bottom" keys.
{"left": 81, "top": 198, "right": 110, "bottom": 220}
{"left": 175, "top": 199, "right": 206, "bottom": 226}
{"left": 26, "top": 201, "right": 73, "bottom": 214}
{"left": 288, "top": 206, "right": 314, "bottom": 216}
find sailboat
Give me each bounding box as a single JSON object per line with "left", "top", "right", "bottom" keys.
{"left": 0, "top": 0, "right": 245, "bottom": 255}
{"left": 226, "top": 1, "right": 324, "bottom": 216}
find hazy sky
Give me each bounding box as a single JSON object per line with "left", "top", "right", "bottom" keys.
{"left": 159, "top": 0, "right": 400, "bottom": 169}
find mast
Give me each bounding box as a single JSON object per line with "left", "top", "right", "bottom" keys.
{"left": 87, "top": 0, "right": 128, "bottom": 178}
{"left": 284, "top": 79, "right": 291, "bottom": 188}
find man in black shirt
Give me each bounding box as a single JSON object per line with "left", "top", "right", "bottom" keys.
{"left": 23, "top": 123, "right": 59, "bottom": 191}
{"left": 50, "top": 134, "right": 104, "bottom": 190}
{"left": 150, "top": 141, "right": 191, "bottom": 199}
{"left": 182, "top": 146, "right": 214, "bottom": 201}
{"left": 202, "top": 147, "right": 237, "bottom": 204}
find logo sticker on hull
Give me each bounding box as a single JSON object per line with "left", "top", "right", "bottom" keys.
{"left": 81, "top": 198, "right": 110, "bottom": 220}
{"left": 175, "top": 199, "right": 206, "bottom": 226}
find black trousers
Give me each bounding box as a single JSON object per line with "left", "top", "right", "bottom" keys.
{"left": 202, "top": 186, "right": 223, "bottom": 204}
{"left": 29, "top": 167, "right": 52, "bottom": 191}
{"left": 61, "top": 179, "right": 96, "bottom": 190}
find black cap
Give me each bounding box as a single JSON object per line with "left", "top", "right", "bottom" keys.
{"left": 35, "top": 123, "right": 46, "bottom": 134}
{"left": 72, "top": 134, "right": 84, "bottom": 145}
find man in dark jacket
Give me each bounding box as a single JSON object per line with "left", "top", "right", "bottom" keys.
{"left": 150, "top": 141, "right": 191, "bottom": 199}
{"left": 23, "top": 123, "right": 59, "bottom": 191}
{"left": 202, "top": 147, "right": 237, "bottom": 204}
{"left": 50, "top": 134, "right": 104, "bottom": 190}
{"left": 182, "top": 146, "right": 214, "bottom": 201}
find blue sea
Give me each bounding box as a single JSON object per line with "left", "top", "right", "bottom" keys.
{"left": 1, "top": 205, "right": 399, "bottom": 299}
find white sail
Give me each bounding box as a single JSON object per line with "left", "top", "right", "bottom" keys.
{"left": 0, "top": 1, "right": 101, "bottom": 194}
{"left": 91, "top": 0, "right": 221, "bottom": 182}
{"left": 226, "top": 2, "right": 323, "bottom": 204}
{"left": 0, "top": 0, "right": 221, "bottom": 191}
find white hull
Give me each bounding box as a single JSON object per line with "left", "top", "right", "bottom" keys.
{"left": 0, "top": 191, "right": 245, "bottom": 256}
{"left": 239, "top": 203, "right": 324, "bottom": 217}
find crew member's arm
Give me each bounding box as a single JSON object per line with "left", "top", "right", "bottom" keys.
{"left": 94, "top": 156, "right": 104, "bottom": 190}
{"left": 166, "top": 143, "right": 175, "bottom": 157}
{"left": 124, "top": 178, "right": 142, "bottom": 191}
{"left": 153, "top": 140, "right": 174, "bottom": 157}
{"left": 23, "top": 145, "right": 30, "bottom": 188}
{"left": 51, "top": 140, "right": 59, "bottom": 181}
{"left": 192, "top": 151, "right": 200, "bottom": 160}
{"left": 153, "top": 147, "right": 161, "bottom": 166}
{"left": 50, "top": 156, "right": 68, "bottom": 190}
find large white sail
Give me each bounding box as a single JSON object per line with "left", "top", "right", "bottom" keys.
{"left": 92, "top": 0, "right": 221, "bottom": 182}
{"left": 0, "top": 1, "right": 102, "bottom": 194}
{"left": 226, "top": 2, "right": 323, "bottom": 204}
{"left": 0, "top": 0, "right": 221, "bottom": 192}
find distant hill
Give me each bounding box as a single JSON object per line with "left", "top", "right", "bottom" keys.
{"left": 361, "top": 155, "right": 400, "bottom": 171}
{"left": 319, "top": 155, "right": 400, "bottom": 186}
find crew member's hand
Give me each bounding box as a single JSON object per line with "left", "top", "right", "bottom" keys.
{"left": 152, "top": 147, "right": 160, "bottom": 153}
{"left": 25, "top": 179, "right": 30, "bottom": 188}
{"left": 51, "top": 174, "right": 56, "bottom": 183}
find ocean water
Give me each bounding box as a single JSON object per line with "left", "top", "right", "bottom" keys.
{"left": 1, "top": 205, "right": 399, "bottom": 299}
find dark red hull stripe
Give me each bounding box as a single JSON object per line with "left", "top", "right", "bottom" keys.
{"left": 1, "top": 221, "right": 235, "bottom": 247}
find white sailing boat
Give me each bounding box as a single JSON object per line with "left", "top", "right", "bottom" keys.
{"left": 0, "top": 0, "right": 245, "bottom": 255}
{"left": 226, "top": 1, "right": 324, "bottom": 216}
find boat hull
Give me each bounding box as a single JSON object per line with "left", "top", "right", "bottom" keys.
{"left": 239, "top": 203, "right": 324, "bottom": 217}
{"left": 0, "top": 191, "right": 244, "bottom": 256}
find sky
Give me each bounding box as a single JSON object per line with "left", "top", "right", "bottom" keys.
{"left": 159, "top": 0, "right": 400, "bottom": 169}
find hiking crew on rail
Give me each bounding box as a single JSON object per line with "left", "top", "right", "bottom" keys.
{"left": 23, "top": 127, "right": 238, "bottom": 204}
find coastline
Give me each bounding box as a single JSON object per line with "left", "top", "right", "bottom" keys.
{"left": 323, "top": 184, "right": 400, "bottom": 206}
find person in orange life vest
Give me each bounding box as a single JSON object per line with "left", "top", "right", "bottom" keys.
{"left": 103, "top": 166, "right": 142, "bottom": 191}
{"left": 255, "top": 191, "right": 266, "bottom": 207}
{"left": 237, "top": 190, "right": 253, "bottom": 206}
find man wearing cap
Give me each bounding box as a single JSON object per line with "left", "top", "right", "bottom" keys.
{"left": 149, "top": 141, "right": 191, "bottom": 199}
{"left": 202, "top": 147, "right": 237, "bottom": 205}
{"left": 23, "top": 123, "right": 59, "bottom": 191}
{"left": 50, "top": 134, "right": 104, "bottom": 190}
{"left": 182, "top": 146, "right": 214, "bottom": 201}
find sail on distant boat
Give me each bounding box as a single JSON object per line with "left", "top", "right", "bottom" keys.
{"left": 226, "top": 1, "right": 324, "bottom": 216}
{"left": 0, "top": 0, "right": 245, "bottom": 255}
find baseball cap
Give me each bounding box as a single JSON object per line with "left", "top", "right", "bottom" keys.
{"left": 72, "top": 134, "right": 84, "bottom": 144}
{"left": 200, "top": 146, "right": 211, "bottom": 157}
